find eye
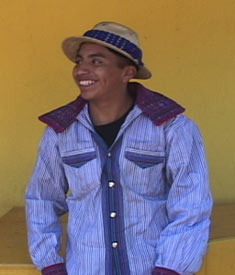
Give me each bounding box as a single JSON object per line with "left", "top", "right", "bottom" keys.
{"left": 75, "top": 59, "right": 82, "bottom": 65}
{"left": 92, "top": 59, "right": 102, "bottom": 65}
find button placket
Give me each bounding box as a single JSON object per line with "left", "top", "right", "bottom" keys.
{"left": 105, "top": 148, "right": 122, "bottom": 274}
{"left": 94, "top": 134, "right": 124, "bottom": 273}
{"left": 106, "top": 151, "right": 119, "bottom": 249}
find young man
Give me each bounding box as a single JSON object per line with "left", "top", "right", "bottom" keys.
{"left": 26, "top": 22, "right": 213, "bottom": 275}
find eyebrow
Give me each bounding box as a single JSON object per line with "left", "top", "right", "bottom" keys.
{"left": 75, "top": 53, "right": 107, "bottom": 59}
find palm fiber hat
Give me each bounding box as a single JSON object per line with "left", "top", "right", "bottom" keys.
{"left": 62, "top": 22, "right": 152, "bottom": 79}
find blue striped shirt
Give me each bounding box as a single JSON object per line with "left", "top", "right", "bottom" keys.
{"left": 26, "top": 87, "right": 212, "bottom": 275}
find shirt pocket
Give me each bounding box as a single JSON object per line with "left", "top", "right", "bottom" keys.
{"left": 61, "top": 148, "right": 101, "bottom": 197}
{"left": 122, "top": 148, "right": 166, "bottom": 196}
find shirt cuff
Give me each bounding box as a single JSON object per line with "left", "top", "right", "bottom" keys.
{"left": 152, "top": 266, "right": 180, "bottom": 275}
{"left": 42, "top": 263, "right": 67, "bottom": 275}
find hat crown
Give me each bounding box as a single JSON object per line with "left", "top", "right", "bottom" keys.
{"left": 92, "top": 22, "right": 140, "bottom": 47}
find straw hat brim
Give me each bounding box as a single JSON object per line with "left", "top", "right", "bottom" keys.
{"left": 62, "top": 36, "right": 152, "bottom": 80}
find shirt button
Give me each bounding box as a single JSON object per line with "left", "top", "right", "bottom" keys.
{"left": 109, "top": 181, "right": 115, "bottom": 188}
{"left": 107, "top": 152, "right": 111, "bottom": 157}
{"left": 110, "top": 212, "right": 117, "bottom": 218}
{"left": 112, "top": 242, "right": 118, "bottom": 248}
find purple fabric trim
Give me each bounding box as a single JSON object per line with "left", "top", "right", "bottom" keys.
{"left": 125, "top": 151, "right": 165, "bottom": 165}
{"left": 152, "top": 266, "right": 179, "bottom": 275}
{"left": 132, "top": 82, "right": 185, "bottom": 125}
{"left": 42, "top": 263, "right": 67, "bottom": 275}
{"left": 38, "top": 83, "right": 185, "bottom": 133}
{"left": 93, "top": 133, "right": 115, "bottom": 274}
{"left": 39, "top": 96, "right": 87, "bottom": 133}
{"left": 111, "top": 137, "right": 131, "bottom": 274}
{"left": 62, "top": 151, "right": 96, "bottom": 165}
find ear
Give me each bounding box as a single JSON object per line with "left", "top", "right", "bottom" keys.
{"left": 122, "top": 66, "right": 137, "bottom": 83}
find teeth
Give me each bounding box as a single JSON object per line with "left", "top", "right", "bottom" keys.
{"left": 79, "top": 80, "right": 95, "bottom": 86}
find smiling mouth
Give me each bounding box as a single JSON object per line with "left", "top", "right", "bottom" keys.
{"left": 79, "top": 80, "right": 96, "bottom": 87}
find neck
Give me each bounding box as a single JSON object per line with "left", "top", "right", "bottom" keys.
{"left": 89, "top": 89, "right": 134, "bottom": 126}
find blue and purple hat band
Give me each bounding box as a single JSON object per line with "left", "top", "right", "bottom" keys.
{"left": 83, "top": 29, "right": 144, "bottom": 66}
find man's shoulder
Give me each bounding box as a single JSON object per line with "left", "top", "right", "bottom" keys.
{"left": 162, "top": 113, "right": 202, "bottom": 143}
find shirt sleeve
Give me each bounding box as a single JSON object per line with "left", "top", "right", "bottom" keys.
{"left": 154, "top": 115, "right": 213, "bottom": 275}
{"left": 25, "top": 127, "right": 69, "bottom": 270}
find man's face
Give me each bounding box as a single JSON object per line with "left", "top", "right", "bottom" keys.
{"left": 73, "top": 43, "right": 131, "bottom": 102}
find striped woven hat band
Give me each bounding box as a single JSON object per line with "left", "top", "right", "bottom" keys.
{"left": 83, "top": 29, "right": 143, "bottom": 66}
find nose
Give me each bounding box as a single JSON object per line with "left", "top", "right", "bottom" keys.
{"left": 73, "top": 63, "right": 90, "bottom": 76}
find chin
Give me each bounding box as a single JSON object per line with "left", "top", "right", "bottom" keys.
{"left": 79, "top": 91, "right": 95, "bottom": 101}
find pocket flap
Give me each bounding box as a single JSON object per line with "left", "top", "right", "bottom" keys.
{"left": 62, "top": 149, "right": 96, "bottom": 168}
{"left": 125, "top": 148, "right": 165, "bottom": 169}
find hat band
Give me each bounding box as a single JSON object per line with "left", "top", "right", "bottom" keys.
{"left": 83, "top": 30, "right": 143, "bottom": 66}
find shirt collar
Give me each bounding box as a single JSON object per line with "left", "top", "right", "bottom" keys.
{"left": 39, "top": 82, "right": 185, "bottom": 133}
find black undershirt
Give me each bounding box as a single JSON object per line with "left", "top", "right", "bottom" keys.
{"left": 94, "top": 105, "right": 133, "bottom": 148}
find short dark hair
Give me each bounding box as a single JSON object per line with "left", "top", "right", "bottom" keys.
{"left": 107, "top": 48, "right": 138, "bottom": 71}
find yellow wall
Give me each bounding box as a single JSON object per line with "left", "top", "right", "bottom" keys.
{"left": 0, "top": 0, "right": 235, "bottom": 216}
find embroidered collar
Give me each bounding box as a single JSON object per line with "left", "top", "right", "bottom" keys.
{"left": 39, "top": 82, "right": 185, "bottom": 133}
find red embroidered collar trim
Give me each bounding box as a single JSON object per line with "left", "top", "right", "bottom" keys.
{"left": 39, "top": 82, "right": 185, "bottom": 133}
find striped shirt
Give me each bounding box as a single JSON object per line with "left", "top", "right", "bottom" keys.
{"left": 25, "top": 83, "right": 213, "bottom": 275}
